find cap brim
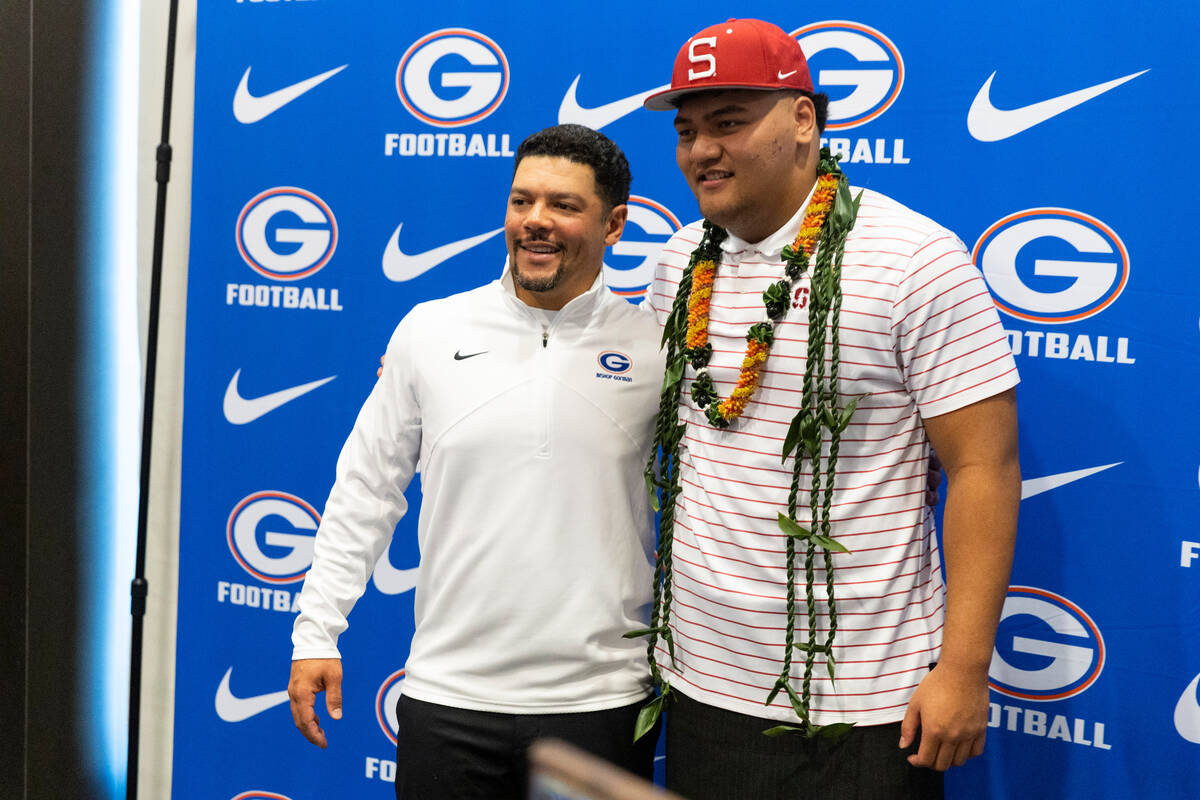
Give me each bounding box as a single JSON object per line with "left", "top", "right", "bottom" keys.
{"left": 643, "top": 82, "right": 800, "bottom": 111}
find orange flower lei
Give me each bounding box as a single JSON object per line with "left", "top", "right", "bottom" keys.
{"left": 684, "top": 171, "right": 841, "bottom": 427}
{"left": 685, "top": 260, "right": 715, "bottom": 350}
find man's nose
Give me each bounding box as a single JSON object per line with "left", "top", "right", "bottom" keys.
{"left": 524, "top": 200, "right": 551, "bottom": 230}
{"left": 688, "top": 132, "right": 721, "bottom": 164}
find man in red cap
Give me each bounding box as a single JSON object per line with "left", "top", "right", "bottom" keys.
{"left": 635, "top": 18, "right": 1021, "bottom": 798}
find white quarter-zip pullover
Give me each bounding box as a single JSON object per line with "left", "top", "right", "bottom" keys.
{"left": 293, "top": 269, "right": 665, "bottom": 713}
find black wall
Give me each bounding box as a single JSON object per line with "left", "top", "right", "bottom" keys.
{"left": 3, "top": 0, "right": 94, "bottom": 796}
{"left": 0, "top": 0, "right": 32, "bottom": 791}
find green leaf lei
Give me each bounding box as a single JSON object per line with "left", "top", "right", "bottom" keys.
{"left": 630, "top": 148, "right": 865, "bottom": 740}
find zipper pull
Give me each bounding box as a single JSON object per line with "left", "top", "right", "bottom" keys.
{"left": 542, "top": 326, "right": 549, "bottom": 348}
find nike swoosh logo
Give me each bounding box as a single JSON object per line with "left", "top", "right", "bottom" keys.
{"left": 1020, "top": 462, "right": 1121, "bottom": 500}
{"left": 382, "top": 223, "right": 502, "bottom": 282}
{"left": 223, "top": 369, "right": 336, "bottom": 424}
{"left": 454, "top": 350, "right": 487, "bottom": 360}
{"left": 777, "top": 69, "right": 798, "bottom": 80}
{"left": 557, "top": 76, "right": 670, "bottom": 130}
{"left": 215, "top": 667, "right": 289, "bottom": 722}
{"left": 967, "top": 69, "right": 1148, "bottom": 142}
{"left": 233, "top": 64, "right": 348, "bottom": 124}
{"left": 372, "top": 549, "right": 419, "bottom": 595}
{"left": 1175, "top": 672, "right": 1200, "bottom": 744}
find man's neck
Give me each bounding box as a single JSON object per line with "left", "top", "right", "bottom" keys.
{"left": 727, "top": 170, "right": 818, "bottom": 244}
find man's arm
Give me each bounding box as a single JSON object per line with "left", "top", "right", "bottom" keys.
{"left": 289, "top": 318, "right": 423, "bottom": 746}
{"left": 899, "top": 387, "right": 1019, "bottom": 771}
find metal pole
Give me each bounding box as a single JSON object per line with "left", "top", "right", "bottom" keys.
{"left": 127, "top": 0, "right": 180, "bottom": 796}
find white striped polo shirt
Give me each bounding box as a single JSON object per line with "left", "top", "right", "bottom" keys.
{"left": 648, "top": 186, "right": 1019, "bottom": 726}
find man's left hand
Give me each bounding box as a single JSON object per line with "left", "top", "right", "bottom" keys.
{"left": 898, "top": 662, "right": 988, "bottom": 771}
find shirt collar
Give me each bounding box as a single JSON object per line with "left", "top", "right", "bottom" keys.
{"left": 498, "top": 259, "right": 605, "bottom": 320}
{"left": 718, "top": 180, "right": 818, "bottom": 259}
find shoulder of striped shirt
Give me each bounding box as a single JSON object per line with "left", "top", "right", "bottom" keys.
{"left": 657, "top": 198, "right": 969, "bottom": 292}
{"left": 852, "top": 188, "right": 959, "bottom": 242}
{"left": 649, "top": 220, "right": 706, "bottom": 302}
{"left": 849, "top": 193, "right": 979, "bottom": 294}
{"left": 664, "top": 193, "right": 960, "bottom": 260}
{"left": 665, "top": 220, "right": 705, "bottom": 249}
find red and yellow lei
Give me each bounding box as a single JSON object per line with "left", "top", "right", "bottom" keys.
{"left": 684, "top": 171, "right": 841, "bottom": 425}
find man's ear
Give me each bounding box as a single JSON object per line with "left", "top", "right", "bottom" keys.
{"left": 792, "top": 93, "right": 818, "bottom": 145}
{"left": 604, "top": 203, "right": 629, "bottom": 247}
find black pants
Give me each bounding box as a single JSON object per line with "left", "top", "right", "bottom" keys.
{"left": 394, "top": 694, "right": 658, "bottom": 799}
{"left": 666, "top": 690, "right": 944, "bottom": 800}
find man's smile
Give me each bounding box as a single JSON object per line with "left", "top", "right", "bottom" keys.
{"left": 516, "top": 239, "right": 564, "bottom": 260}
{"left": 697, "top": 169, "right": 733, "bottom": 188}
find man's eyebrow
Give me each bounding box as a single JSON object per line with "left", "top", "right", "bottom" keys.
{"left": 508, "top": 187, "right": 587, "bottom": 203}
{"left": 674, "top": 104, "right": 749, "bottom": 126}
{"left": 706, "top": 104, "right": 749, "bottom": 118}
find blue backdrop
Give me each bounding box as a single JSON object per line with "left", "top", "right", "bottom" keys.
{"left": 176, "top": 2, "right": 1200, "bottom": 797}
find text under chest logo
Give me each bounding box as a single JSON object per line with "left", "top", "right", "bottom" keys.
{"left": 596, "top": 351, "right": 633, "bottom": 384}
{"left": 597, "top": 351, "right": 632, "bottom": 374}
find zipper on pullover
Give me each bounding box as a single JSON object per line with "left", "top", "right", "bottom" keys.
{"left": 538, "top": 323, "right": 551, "bottom": 457}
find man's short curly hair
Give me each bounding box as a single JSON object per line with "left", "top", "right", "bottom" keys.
{"left": 514, "top": 124, "right": 632, "bottom": 211}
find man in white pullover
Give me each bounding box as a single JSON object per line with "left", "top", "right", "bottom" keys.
{"left": 288, "top": 125, "right": 664, "bottom": 798}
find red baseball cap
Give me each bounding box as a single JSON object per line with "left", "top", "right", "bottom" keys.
{"left": 644, "top": 18, "right": 813, "bottom": 111}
